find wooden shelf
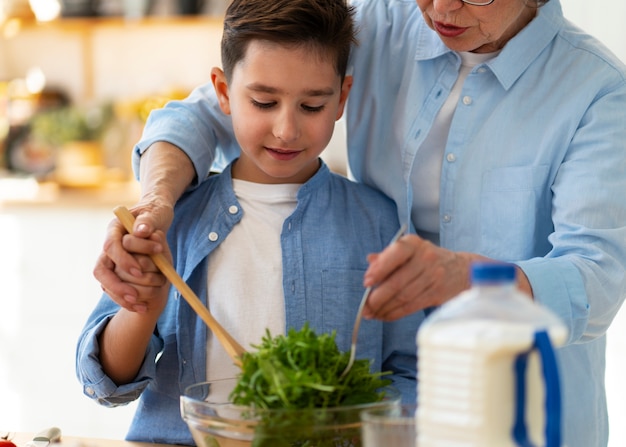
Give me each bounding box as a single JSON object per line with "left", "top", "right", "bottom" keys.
{"left": 3, "top": 14, "right": 223, "bottom": 101}
{"left": 19, "top": 14, "right": 224, "bottom": 31}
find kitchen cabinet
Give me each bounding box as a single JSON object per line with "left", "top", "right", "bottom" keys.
{"left": 0, "top": 182, "right": 139, "bottom": 438}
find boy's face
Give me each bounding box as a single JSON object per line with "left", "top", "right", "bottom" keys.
{"left": 211, "top": 40, "right": 352, "bottom": 184}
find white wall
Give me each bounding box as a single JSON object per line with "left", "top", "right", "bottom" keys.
{"left": 561, "top": 0, "right": 626, "bottom": 63}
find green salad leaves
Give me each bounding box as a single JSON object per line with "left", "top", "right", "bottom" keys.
{"left": 229, "top": 324, "right": 393, "bottom": 447}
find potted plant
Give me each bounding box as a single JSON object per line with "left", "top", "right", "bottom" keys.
{"left": 29, "top": 103, "right": 113, "bottom": 186}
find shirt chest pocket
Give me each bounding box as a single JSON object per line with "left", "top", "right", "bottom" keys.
{"left": 479, "top": 165, "right": 551, "bottom": 260}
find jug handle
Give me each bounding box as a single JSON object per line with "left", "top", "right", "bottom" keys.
{"left": 512, "top": 330, "right": 561, "bottom": 447}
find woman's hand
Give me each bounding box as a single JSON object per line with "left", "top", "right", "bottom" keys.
{"left": 362, "top": 234, "right": 533, "bottom": 321}
{"left": 362, "top": 234, "right": 478, "bottom": 321}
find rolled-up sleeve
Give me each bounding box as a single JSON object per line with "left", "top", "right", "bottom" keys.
{"left": 518, "top": 79, "right": 626, "bottom": 345}
{"left": 76, "top": 308, "right": 164, "bottom": 407}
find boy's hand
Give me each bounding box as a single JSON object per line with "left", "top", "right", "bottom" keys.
{"left": 100, "top": 228, "right": 172, "bottom": 315}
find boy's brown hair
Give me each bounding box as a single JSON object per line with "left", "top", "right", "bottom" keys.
{"left": 220, "top": 0, "right": 357, "bottom": 82}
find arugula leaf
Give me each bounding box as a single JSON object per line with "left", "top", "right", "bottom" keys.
{"left": 229, "top": 324, "right": 393, "bottom": 446}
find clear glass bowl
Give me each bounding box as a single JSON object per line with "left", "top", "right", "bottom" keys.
{"left": 180, "top": 379, "right": 401, "bottom": 447}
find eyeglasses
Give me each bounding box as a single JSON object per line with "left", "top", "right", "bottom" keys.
{"left": 461, "top": 0, "right": 495, "bottom": 5}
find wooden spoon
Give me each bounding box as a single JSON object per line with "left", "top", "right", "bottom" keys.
{"left": 113, "top": 205, "right": 245, "bottom": 367}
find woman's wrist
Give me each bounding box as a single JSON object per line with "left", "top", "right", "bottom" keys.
{"left": 139, "top": 141, "right": 196, "bottom": 207}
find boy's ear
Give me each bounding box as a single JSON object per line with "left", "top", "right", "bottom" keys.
{"left": 336, "top": 75, "right": 353, "bottom": 121}
{"left": 211, "top": 67, "right": 231, "bottom": 115}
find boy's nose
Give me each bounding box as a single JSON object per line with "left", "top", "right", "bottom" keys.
{"left": 273, "top": 109, "right": 301, "bottom": 143}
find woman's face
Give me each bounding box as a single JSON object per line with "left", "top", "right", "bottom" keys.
{"left": 417, "top": 0, "right": 538, "bottom": 53}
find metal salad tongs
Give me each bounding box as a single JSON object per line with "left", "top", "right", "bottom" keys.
{"left": 340, "top": 223, "right": 408, "bottom": 379}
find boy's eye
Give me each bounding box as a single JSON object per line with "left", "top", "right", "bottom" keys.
{"left": 302, "top": 104, "right": 325, "bottom": 113}
{"left": 250, "top": 99, "right": 325, "bottom": 113}
{"left": 251, "top": 99, "right": 275, "bottom": 109}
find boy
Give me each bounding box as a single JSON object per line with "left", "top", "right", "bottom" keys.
{"left": 76, "top": 0, "right": 422, "bottom": 444}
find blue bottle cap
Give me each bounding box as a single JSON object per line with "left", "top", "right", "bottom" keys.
{"left": 471, "top": 262, "right": 516, "bottom": 284}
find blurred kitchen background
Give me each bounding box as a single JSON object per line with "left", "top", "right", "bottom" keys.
{"left": 0, "top": 0, "right": 625, "bottom": 443}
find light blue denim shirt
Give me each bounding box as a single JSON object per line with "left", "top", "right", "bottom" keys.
{"left": 76, "top": 161, "right": 423, "bottom": 445}
{"left": 134, "top": 1, "right": 626, "bottom": 445}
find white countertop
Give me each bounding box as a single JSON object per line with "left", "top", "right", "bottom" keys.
{"left": 0, "top": 177, "right": 140, "bottom": 209}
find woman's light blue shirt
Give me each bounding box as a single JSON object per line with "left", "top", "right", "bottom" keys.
{"left": 76, "top": 161, "right": 422, "bottom": 445}
{"left": 133, "top": 1, "right": 626, "bottom": 445}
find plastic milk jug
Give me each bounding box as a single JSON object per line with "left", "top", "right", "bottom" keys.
{"left": 416, "top": 262, "right": 568, "bottom": 447}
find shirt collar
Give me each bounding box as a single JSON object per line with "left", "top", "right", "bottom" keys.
{"left": 415, "top": 0, "right": 564, "bottom": 90}
{"left": 296, "top": 159, "right": 331, "bottom": 199}
{"left": 217, "top": 157, "right": 331, "bottom": 200}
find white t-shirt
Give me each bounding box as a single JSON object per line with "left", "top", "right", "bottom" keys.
{"left": 411, "top": 51, "right": 497, "bottom": 243}
{"left": 205, "top": 179, "right": 299, "bottom": 389}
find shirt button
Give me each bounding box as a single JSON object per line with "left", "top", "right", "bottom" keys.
{"left": 228, "top": 205, "right": 238, "bottom": 214}
{"left": 462, "top": 96, "right": 472, "bottom": 105}
{"left": 208, "top": 232, "right": 219, "bottom": 242}
{"left": 477, "top": 67, "right": 487, "bottom": 73}
{"left": 442, "top": 214, "right": 452, "bottom": 223}
{"left": 446, "top": 153, "right": 456, "bottom": 163}
{"left": 86, "top": 387, "right": 95, "bottom": 396}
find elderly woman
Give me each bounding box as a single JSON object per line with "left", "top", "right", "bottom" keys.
{"left": 95, "top": 0, "right": 626, "bottom": 446}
